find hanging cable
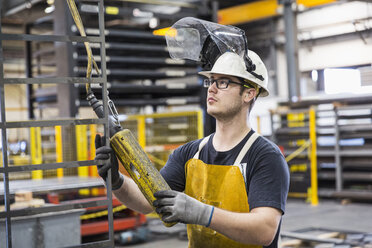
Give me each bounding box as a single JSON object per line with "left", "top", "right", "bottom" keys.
{"left": 66, "top": 0, "right": 121, "bottom": 133}
{"left": 66, "top": 0, "right": 100, "bottom": 94}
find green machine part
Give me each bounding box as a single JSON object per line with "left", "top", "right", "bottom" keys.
{"left": 110, "top": 129, "right": 176, "bottom": 227}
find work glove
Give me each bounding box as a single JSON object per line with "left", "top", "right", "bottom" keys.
{"left": 94, "top": 134, "right": 124, "bottom": 190}
{"left": 153, "top": 190, "right": 215, "bottom": 227}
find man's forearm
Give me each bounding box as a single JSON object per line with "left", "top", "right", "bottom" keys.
{"left": 209, "top": 207, "right": 281, "bottom": 246}
{"left": 113, "top": 174, "right": 154, "bottom": 214}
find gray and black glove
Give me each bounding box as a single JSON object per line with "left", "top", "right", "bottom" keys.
{"left": 94, "top": 134, "right": 124, "bottom": 190}
{"left": 153, "top": 190, "right": 214, "bottom": 227}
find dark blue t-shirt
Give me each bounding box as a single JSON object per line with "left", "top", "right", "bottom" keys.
{"left": 160, "top": 130, "right": 290, "bottom": 248}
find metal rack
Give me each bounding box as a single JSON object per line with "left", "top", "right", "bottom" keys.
{"left": 72, "top": 25, "right": 202, "bottom": 108}
{"left": 28, "top": 1, "right": 206, "bottom": 116}
{"left": 332, "top": 104, "right": 372, "bottom": 199}
{"left": 272, "top": 97, "right": 372, "bottom": 201}
{"left": 0, "top": 0, "right": 116, "bottom": 247}
{"left": 270, "top": 107, "right": 318, "bottom": 205}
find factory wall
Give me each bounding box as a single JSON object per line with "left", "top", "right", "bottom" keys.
{"left": 276, "top": 1, "right": 372, "bottom": 99}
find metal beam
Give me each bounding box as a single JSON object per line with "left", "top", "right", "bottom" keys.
{"left": 108, "top": 0, "right": 197, "bottom": 8}
{"left": 218, "top": 0, "right": 337, "bottom": 25}
{"left": 76, "top": 41, "right": 168, "bottom": 52}
{"left": 81, "top": 28, "right": 165, "bottom": 40}
{"left": 74, "top": 68, "right": 198, "bottom": 79}
{"left": 0, "top": 200, "right": 108, "bottom": 218}
{"left": 54, "top": 0, "right": 78, "bottom": 118}
{"left": 0, "top": 160, "right": 97, "bottom": 173}
{"left": 4, "top": 0, "right": 44, "bottom": 16}
{"left": 218, "top": 0, "right": 278, "bottom": 25}
{"left": 76, "top": 55, "right": 195, "bottom": 66}
{"left": 0, "top": 118, "right": 105, "bottom": 129}
{"left": 79, "top": 96, "right": 201, "bottom": 107}
{"left": 0, "top": 33, "right": 102, "bottom": 43}
{"left": 2, "top": 77, "right": 104, "bottom": 85}
{"left": 0, "top": 1, "right": 13, "bottom": 245}
{"left": 283, "top": 0, "right": 300, "bottom": 102}
{"left": 24, "top": 24, "right": 35, "bottom": 119}
{"left": 298, "top": 0, "right": 337, "bottom": 8}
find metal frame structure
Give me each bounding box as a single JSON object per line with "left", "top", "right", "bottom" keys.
{"left": 275, "top": 98, "right": 372, "bottom": 201}
{"left": 334, "top": 103, "right": 372, "bottom": 195}
{"left": 0, "top": 0, "right": 115, "bottom": 247}
{"left": 270, "top": 107, "right": 318, "bottom": 205}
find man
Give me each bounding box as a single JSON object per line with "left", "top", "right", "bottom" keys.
{"left": 95, "top": 50, "right": 289, "bottom": 248}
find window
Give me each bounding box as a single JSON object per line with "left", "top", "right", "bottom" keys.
{"left": 324, "top": 68, "right": 368, "bottom": 94}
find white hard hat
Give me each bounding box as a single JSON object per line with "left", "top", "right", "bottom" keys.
{"left": 198, "top": 51, "right": 269, "bottom": 97}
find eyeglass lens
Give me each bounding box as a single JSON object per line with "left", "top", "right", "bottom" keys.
{"left": 204, "top": 79, "right": 231, "bottom": 89}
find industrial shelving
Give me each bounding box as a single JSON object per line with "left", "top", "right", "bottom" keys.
{"left": 72, "top": 26, "right": 203, "bottom": 108}
{"left": 28, "top": 1, "right": 208, "bottom": 117}
{"left": 272, "top": 97, "right": 372, "bottom": 201}
{"left": 331, "top": 104, "right": 372, "bottom": 199}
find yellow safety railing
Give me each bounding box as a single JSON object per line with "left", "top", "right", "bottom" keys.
{"left": 89, "top": 124, "right": 100, "bottom": 196}
{"left": 26, "top": 111, "right": 202, "bottom": 199}
{"left": 125, "top": 110, "right": 203, "bottom": 145}
{"left": 80, "top": 205, "right": 127, "bottom": 220}
{"left": 147, "top": 153, "right": 167, "bottom": 168}
{"left": 280, "top": 107, "right": 318, "bottom": 206}
{"left": 309, "top": 107, "right": 318, "bottom": 206}
{"left": 256, "top": 116, "right": 261, "bottom": 134}
{"left": 285, "top": 139, "right": 311, "bottom": 163}
{"left": 137, "top": 116, "right": 146, "bottom": 148}
{"left": 55, "top": 126, "right": 63, "bottom": 178}
{"left": 197, "top": 110, "right": 204, "bottom": 139}
{"left": 76, "top": 125, "right": 89, "bottom": 195}
{"left": 30, "top": 127, "right": 43, "bottom": 180}
{"left": 123, "top": 111, "right": 204, "bottom": 167}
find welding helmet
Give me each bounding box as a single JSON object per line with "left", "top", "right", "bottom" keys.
{"left": 166, "top": 17, "right": 247, "bottom": 70}
{"left": 165, "top": 17, "right": 267, "bottom": 95}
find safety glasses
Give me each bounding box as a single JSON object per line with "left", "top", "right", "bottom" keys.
{"left": 203, "top": 78, "right": 247, "bottom": 89}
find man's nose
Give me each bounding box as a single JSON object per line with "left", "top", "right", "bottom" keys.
{"left": 208, "top": 80, "right": 218, "bottom": 93}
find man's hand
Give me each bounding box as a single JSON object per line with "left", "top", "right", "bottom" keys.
{"left": 94, "top": 134, "right": 124, "bottom": 190}
{"left": 153, "top": 190, "right": 214, "bottom": 226}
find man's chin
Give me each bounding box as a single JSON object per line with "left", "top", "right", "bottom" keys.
{"left": 207, "top": 108, "right": 218, "bottom": 117}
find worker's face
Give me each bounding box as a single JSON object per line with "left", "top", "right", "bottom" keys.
{"left": 206, "top": 74, "right": 246, "bottom": 120}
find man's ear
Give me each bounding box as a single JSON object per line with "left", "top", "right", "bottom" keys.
{"left": 244, "top": 89, "right": 255, "bottom": 103}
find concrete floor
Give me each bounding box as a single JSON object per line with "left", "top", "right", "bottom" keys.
{"left": 117, "top": 198, "right": 372, "bottom": 247}
{"left": 282, "top": 198, "right": 372, "bottom": 233}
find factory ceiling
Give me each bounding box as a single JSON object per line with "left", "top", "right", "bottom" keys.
{"left": 1, "top": 0, "right": 259, "bottom": 25}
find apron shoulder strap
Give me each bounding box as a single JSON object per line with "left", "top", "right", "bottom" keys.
{"left": 193, "top": 135, "right": 211, "bottom": 159}
{"left": 233, "top": 132, "right": 260, "bottom": 166}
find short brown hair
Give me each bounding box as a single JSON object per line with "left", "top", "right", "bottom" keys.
{"left": 237, "top": 78, "right": 256, "bottom": 113}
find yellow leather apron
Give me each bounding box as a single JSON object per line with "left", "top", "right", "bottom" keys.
{"left": 184, "top": 132, "right": 262, "bottom": 248}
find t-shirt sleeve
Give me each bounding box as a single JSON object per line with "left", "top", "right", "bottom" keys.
{"left": 160, "top": 140, "right": 200, "bottom": 192}
{"left": 248, "top": 147, "right": 290, "bottom": 214}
